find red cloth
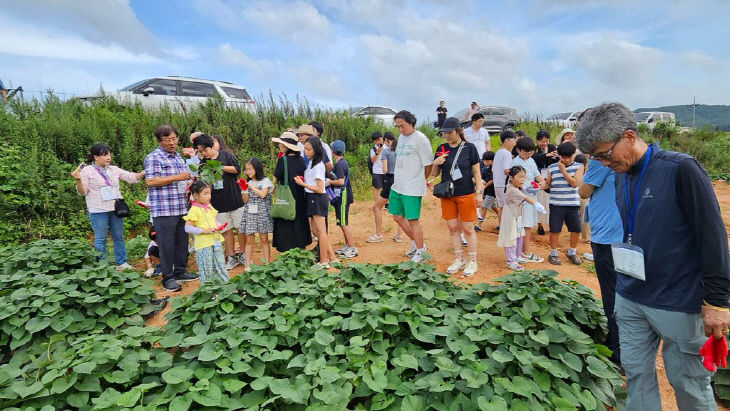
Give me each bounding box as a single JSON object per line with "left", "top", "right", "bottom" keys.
{"left": 699, "top": 335, "right": 728, "bottom": 372}
{"left": 237, "top": 178, "right": 248, "bottom": 191}
{"left": 278, "top": 151, "right": 284, "bottom": 158}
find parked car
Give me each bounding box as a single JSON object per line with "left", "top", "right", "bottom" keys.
{"left": 634, "top": 111, "right": 676, "bottom": 128}
{"left": 547, "top": 111, "right": 582, "bottom": 128}
{"left": 453, "top": 105, "right": 520, "bottom": 133}
{"left": 77, "top": 76, "right": 255, "bottom": 111}
{"left": 351, "top": 106, "right": 397, "bottom": 127}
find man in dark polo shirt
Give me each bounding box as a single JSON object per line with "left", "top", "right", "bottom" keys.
{"left": 576, "top": 102, "right": 730, "bottom": 410}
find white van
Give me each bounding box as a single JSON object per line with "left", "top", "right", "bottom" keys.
{"left": 634, "top": 112, "right": 676, "bottom": 128}
{"left": 78, "top": 76, "right": 255, "bottom": 112}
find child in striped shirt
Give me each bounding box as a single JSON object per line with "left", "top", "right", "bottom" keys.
{"left": 544, "top": 142, "right": 585, "bottom": 266}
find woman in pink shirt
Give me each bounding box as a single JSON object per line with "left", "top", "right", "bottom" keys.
{"left": 71, "top": 143, "right": 145, "bottom": 270}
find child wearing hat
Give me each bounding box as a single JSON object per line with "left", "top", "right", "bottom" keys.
{"left": 328, "top": 140, "right": 357, "bottom": 258}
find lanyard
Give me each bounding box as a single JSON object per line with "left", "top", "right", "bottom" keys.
{"left": 624, "top": 145, "right": 652, "bottom": 244}
{"left": 92, "top": 166, "right": 112, "bottom": 187}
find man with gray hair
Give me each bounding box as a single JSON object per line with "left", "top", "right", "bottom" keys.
{"left": 576, "top": 102, "right": 730, "bottom": 410}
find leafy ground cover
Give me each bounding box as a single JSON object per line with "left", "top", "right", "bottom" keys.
{"left": 0, "top": 240, "right": 624, "bottom": 410}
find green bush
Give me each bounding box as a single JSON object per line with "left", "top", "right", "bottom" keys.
{"left": 0, "top": 244, "right": 624, "bottom": 410}
{"left": 0, "top": 239, "right": 156, "bottom": 355}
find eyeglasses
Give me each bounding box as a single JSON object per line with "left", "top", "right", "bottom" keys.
{"left": 160, "top": 136, "right": 178, "bottom": 143}
{"left": 591, "top": 138, "right": 619, "bottom": 160}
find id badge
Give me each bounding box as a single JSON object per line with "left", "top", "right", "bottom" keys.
{"left": 611, "top": 243, "right": 646, "bottom": 281}
{"left": 451, "top": 168, "right": 463, "bottom": 181}
{"left": 100, "top": 186, "right": 116, "bottom": 201}
{"left": 177, "top": 181, "right": 187, "bottom": 194}
{"left": 213, "top": 180, "right": 223, "bottom": 190}
{"left": 248, "top": 204, "right": 259, "bottom": 214}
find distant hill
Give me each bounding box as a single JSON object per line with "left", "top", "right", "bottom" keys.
{"left": 633, "top": 104, "right": 730, "bottom": 131}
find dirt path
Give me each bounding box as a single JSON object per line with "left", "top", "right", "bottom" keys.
{"left": 143, "top": 181, "right": 730, "bottom": 410}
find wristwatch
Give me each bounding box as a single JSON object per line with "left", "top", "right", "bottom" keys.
{"left": 476, "top": 189, "right": 483, "bottom": 194}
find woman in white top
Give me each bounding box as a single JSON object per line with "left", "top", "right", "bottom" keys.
{"left": 294, "top": 137, "right": 337, "bottom": 268}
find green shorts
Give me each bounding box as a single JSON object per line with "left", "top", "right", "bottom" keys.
{"left": 388, "top": 190, "right": 422, "bottom": 220}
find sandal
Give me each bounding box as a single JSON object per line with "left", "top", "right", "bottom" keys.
{"left": 392, "top": 235, "right": 403, "bottom": 243}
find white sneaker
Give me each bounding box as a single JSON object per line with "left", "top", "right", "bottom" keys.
{"left": 405, "top": 244, "right": 417, "bottom": 257}
{"left": 462, "top": 261, "right": 478, "bottom": 277}
{"left": 335, "top": 245, "right": 349, "bottom": 255}
{"left": 446, "top": 258, "right": 466, "bottom": 274}
{"left": 116, "top": 263, "right": 133, "bottom": 271}
{"left": 341, "top": 247, "right": 358, "bottom": 258}
{"left": 460, "top": 234, "right": 467, "bottom": 246}
{"left": 411, "top": 247, "right": 428, "bottom": 263}
{"left": 583, "top": 253, "right": 594, "bottom": 262}
{"left": 225, "top": 256, "right": 241, "bottom": 270}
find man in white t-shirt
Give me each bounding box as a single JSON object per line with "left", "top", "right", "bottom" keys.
{"left": 390, "top": 110, "right": 433, "bottom": 262}
{"left": 492, "top": 130, "right": 517, "bottom": 222}
{"left": 463, "top": 112, "right": 491, "bottom": 163}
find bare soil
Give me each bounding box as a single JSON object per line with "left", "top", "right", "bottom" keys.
{"left": 142, "top": 181, "right": 730, "bottom": 410}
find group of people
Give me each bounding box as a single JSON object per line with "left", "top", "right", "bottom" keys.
{"left": 71, "top": 102, "right": 730, "bottom": 410}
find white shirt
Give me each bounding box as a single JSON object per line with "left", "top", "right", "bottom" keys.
{"left": 370, "top": 146, "right": 384, "bottom": 175}
{"left": 391, "top": 130, "right": 433, "bottom": 197}
{"left": 303, "top": 161, "right": 325, "bottom": 193}
{"left": 493, "top": 148, "right": 513, "bottom": 188}
{"left": 511, "top": 156, "right": 540, "bottom": 193}
{"left": 463, "top": 127, "right": 489, "bottom": 159}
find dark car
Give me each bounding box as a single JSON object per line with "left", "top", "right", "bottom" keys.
{"left": 452, "top": 105, "right": 520, "bottom": 133}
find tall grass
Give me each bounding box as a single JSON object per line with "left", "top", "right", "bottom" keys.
{"left": 1, "top": 95, "right": 728, "bottom": 245}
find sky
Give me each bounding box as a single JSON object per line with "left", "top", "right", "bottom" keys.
{"left": 1, "top": 0, "right": 728, "bottom": 124}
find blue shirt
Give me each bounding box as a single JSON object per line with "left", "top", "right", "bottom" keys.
{"left": 582, "top": 160, "right": 623, "bottom": 244}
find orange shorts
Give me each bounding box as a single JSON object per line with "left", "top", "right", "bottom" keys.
{"left": 440, "top": 194, "right": 478, "bottom": 222}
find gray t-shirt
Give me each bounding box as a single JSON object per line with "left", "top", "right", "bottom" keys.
{"left": 391, "top": 130, "right": 433, "bottom": 197}
{"left": 382, "top": 146, "right": 396, "bottom": 175}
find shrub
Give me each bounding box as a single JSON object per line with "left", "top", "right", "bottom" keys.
{"left": 0, "top": 239, "right": 156, "bottom": 356}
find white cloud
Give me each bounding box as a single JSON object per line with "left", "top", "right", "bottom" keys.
{"left": 217, "top": 43, "right": 276, "bottom": 76}
{"left": 560, "top": 33, "right": 662, "bottom": 88}
{"left": 1, "top": 0, "right": 160, "bottom": 55}
{"left": 0, "top": 16, "right": 161, "bottom": 64}
{"left": 192, "top": 0, "right": 331, "bottom": 45}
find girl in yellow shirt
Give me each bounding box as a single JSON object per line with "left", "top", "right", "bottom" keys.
{"left": 183, "top": 181, "right": 229, "bottom": 283}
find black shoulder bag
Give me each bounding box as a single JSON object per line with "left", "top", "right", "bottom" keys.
{"left": 432, "top": 143, "right": 464, "bottom": 199}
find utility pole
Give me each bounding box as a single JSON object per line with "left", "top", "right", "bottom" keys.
{"left": 692, "top": 96, "right": 696, "bottom": 129}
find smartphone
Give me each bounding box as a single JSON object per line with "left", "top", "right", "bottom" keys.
{"left": 77, "top": 163, "right": 86, "bottom": 170}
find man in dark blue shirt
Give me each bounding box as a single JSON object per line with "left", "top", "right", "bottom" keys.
{"left": 576, "top": 102, "right": 730, "bottom": 410}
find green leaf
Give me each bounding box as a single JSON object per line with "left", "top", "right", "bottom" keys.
{"left": 162, "top": 366, "right": 195, "bottom": 384}
{"left": 222, "top": 378, "right": 247, "bottom": 393}
{"left": 199, "top": 342, "right": 224, "bottom": 361}
{"left": 363, "top": 360, "right": 388, "bottom": 392}
{"left": 25, "top": 316, "right": 51, "bottom": 333}
{"left": 322, "top": 315, "right": 344, "bottom": 327}
{"left": 169, "top": 394, "right": 193, "bottom": 411}
{"left": 314, "top": 329, "right": 335, "bottom": 345}
{"left": 10, "top": 381, "right": 44, "bottom": 398}
{"left": 393, "top": 353, "right": 419, "bottom": 370}
{"left": 159, "top": 332, "right": 185, "bottom": 348}
{"left": 221, "top": 301, "right": 234, "bottom": 313}
{"left": 92, "top": 387, "right": 122, "bottom": 409}
{"left": 401, "top": 394, "right": 425, "bottom": 411}
{"left": 73, "top": 361, "right": 96, "bottom": 374}
{"left": 192, "top": 382, "right": 222, "bottom": 407}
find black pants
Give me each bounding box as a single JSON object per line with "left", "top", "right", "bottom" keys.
{"left": 153, "top": 216, "right": 188, "bottom": 282}
{"left": 591, "top": 242, "right": 620, "bottom": 364}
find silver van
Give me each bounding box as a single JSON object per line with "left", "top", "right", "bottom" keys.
{"left": 79, "top": 76, "right": 255, "bottom": 112}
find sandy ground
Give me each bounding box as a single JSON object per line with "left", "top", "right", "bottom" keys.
{"left": 142, "top": 181, "right": 730, "bottom": 410}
